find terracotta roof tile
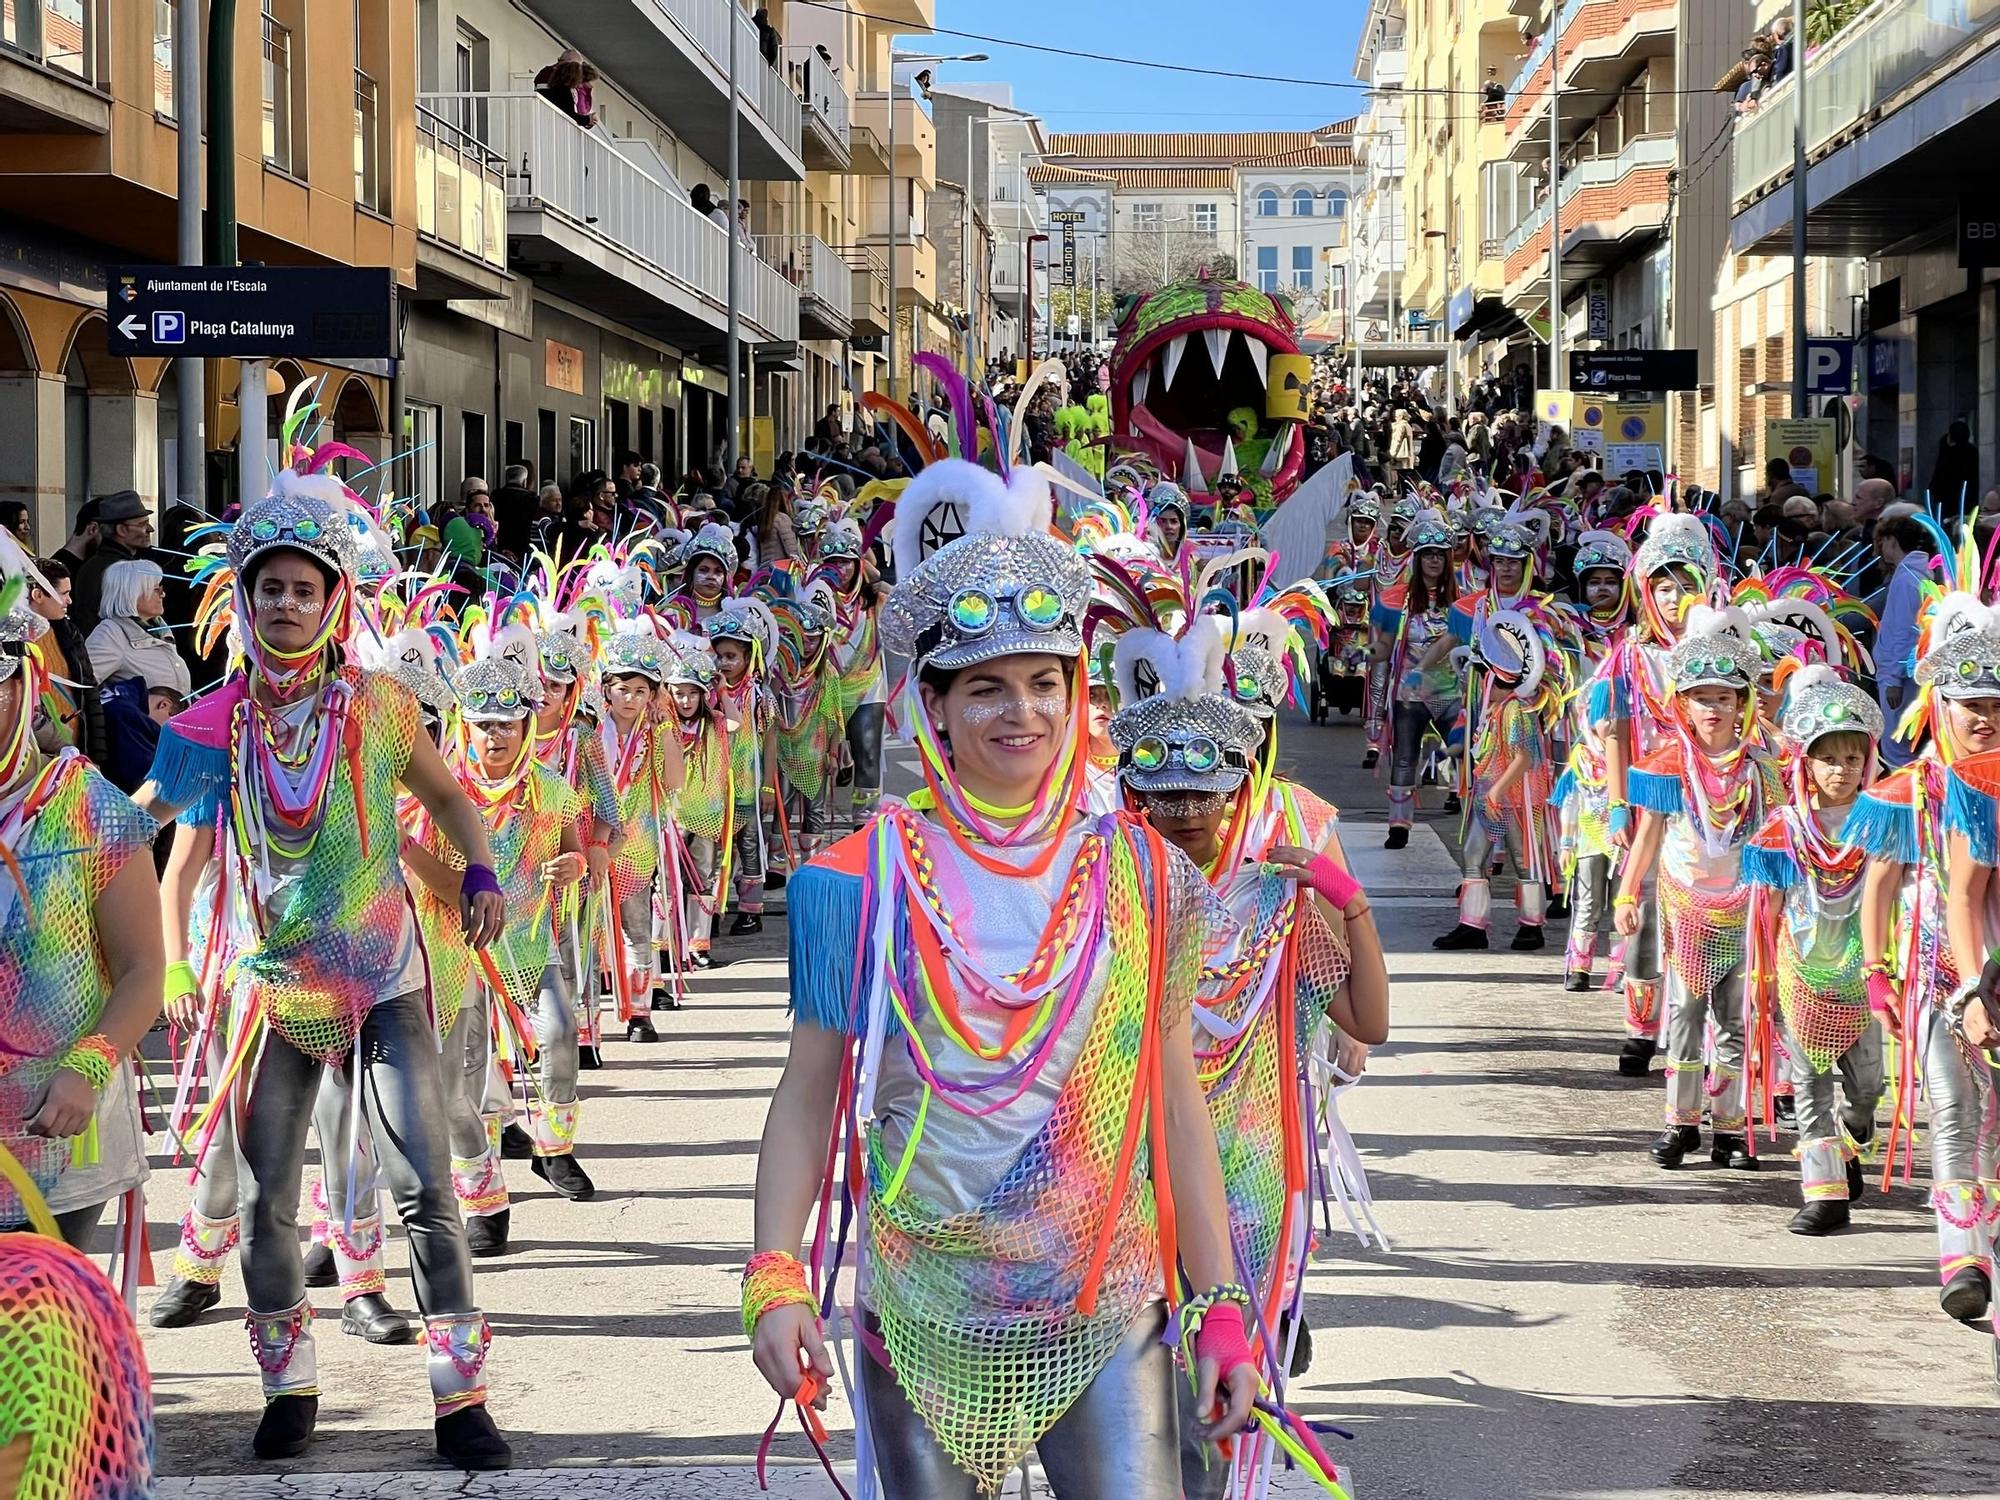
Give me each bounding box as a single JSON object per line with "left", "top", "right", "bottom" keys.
{"left": 1030, "top": 165, "right": 1236, "bottom": 189}
{"left": 1045, "top": 126, "right": 1356, "bottom": 165}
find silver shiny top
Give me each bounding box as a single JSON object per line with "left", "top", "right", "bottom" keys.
{"left": 228, "top": 479, "right": 361, "bottom": 581}
{"left": 1780, "top": 667, "right": 1883, "bottom": 746}
{"left": 601, "top": 628, "right": 668, "bottom": 682}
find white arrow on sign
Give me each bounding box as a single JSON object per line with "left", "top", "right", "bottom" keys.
{"left": 116, "top": 314, "right": 145, "bottom": 340}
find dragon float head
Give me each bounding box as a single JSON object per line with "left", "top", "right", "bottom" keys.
{"left": 1108, "top": 270, "right": 1309, "bottom": 513}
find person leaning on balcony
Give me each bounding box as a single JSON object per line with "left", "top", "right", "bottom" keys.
{"left": 1734, "top": 52, "right": 1774, "bottom": 114}
{"left": 535, "top": 50, "right": 600, "bottom": 129}
{"left": 755, "top": 7, "right": 780, "bottom": 67}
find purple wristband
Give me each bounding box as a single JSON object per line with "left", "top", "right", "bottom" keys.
{"left": 461, "top": 863, "right": 503, "bottom": 901}
{"left": 1307, "top": 853, "right": 1363, "bottom": 912}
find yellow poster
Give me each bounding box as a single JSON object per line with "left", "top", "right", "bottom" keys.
{"left": 750, "top": 416, "right": 775, "bottom": 477}
{"left": 1765, "top": 418, "right": 1837, "bottom": 494}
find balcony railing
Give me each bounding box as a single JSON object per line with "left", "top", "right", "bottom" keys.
{"left": 644, "top": 0, "right": 801, "bottom": 149}
{"left": 261, "top": 13, "right": 293, "bottom": 173}
{"left": 415, "top": 105, "right": 507, "bottom": 273}
{"left": 419, "top": 92, "right": 796, "bottom": 343}
{"left": 836, "top": 243, "right": 890, "bottom": 331}
{"left": 783, "top": 45, "right": 849, "bottom": 156}
{"left": 1502, "top": 133, "right": 1675, "bottom": 259}
{"left": 755, "top": 234, "right": 853, "bottom": 325}
{"left": 1731, "top": 0, "right": 2000, "bottom": 203}
{"left": 1, "top": 0, "right": 95, "bottom": 81}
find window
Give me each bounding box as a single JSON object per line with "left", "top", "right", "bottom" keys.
{"left": 1256, "top": 245, "right": 1278, "bottom": 292}
{"left": 354, "top": 69, "right": 381, "bottom": 210}
{"left": 1256, "top": 189, "right": 1278, "bottom": 218}
{"left": 568, "top": 416, "right": 597, "bottom": 482}
{"left": 404, "top": 403, "right": 442, "bottom": 516}
{"left": 453, "top": 22, "right": 489, "bottom": 146}
{"left": 1293, "top": 188, "right": 1314, "bottom": 217}
{"left": 1193, "top": 202, "right": 1217, "bottom": 235}
{"left": 1327, "top": 188, "right": 1348, "bottom": 220}
{"left": 1133, "top": 202, "right": 1162, "bottom": 230}
{"left": 504, "top": 419, "right": 525, "bottom": 471}
{"left": 537, "top": 409, "right": 557, "bottom": 492}
{"left": 153, "top": 1, "right": 174, "bottom": 116}
{"left": 1291, "top": 244, "right": 1314, "bottom": 291}
{"left": 462, "top": 411, "right": 486, "bottom": 482}
{"left": 261, "top": 2, "right": 295, "bottom": 173}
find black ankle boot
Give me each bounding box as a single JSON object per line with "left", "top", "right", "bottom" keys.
{"left": 1433, "top": 923, "right": 1488, "bottom": 951}
{"left": 1362, "top": 747, "right": 1379, "bottom": 769}
{"left": 1711, "top": 1135, "right": 1757, "bottom": 1170}
{"left": 1847, "top": 1155, "right": 1867, "bottom": 1204}
{"left": 149, "top": 1276, "right": 222, "bottom": 1328}
{"left": 626, "top": 1017, "right": 659, "bottom": 1043}
{"left": 1564, "top": 970, "right": 1592, "bottom": 993}
{"left": 1383, "top": 826, "right": 1409, "bottom": 850}
{"left": 1510, "top": 924, "right": 1545, "bottom": 952}
{"left": 1442, "top": 791, "right": 1462, "bottom": 814}
{"left": 436, "top": 1405, "right": 513, "bottom": 1471}
{"left": 578, "top": 1044, "right": 603, "bottom": 1070}
{"left": 1617, "top": 1037, "right": 1657, "bottom": 1078}
{"left": 1941, "top": 1264, "right": 1993, "bottom": 1324}
{"left": 728, "top": 911, "right": 763, "bottom": 936}
{"left": 300, "top": 1241, "right": 337, "bottom": 1288}
{"left": 465, "top": 1209, "right": 510, "bottom": 1258}
{"left": 500, "top": 1123, "right": 534, "bottom": 1160}
{"left": 340, "top": 1292, "right": 418, "bottom": 1345}
{"left": 1650, "top": 1125, "right": 1700, "bottom": 1168}
{"left": 1788, "top": 1200, "right": 1850, "bottom": 1236}
{"left": 532, "top": 1152, "right": 596, "bottom": 1202}
{"left": 253, "top": 1395, "right": 318, "bottom": 1460}
{"left": 1773, "top": 1093, "right": 1796, "bottom": 1125}
{"left": 1546, "top": 894, "right": 1569, "bottom": 921}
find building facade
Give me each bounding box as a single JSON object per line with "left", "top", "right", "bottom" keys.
{"left": 1353, "top": 0, "right": 1409, "bottom": 341}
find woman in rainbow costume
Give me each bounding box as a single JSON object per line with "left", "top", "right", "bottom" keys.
{"left": 746, "top": 456, "right": 1337, "bottom": 1499}
{"left": 1585, "top": 511, "right": 1719, "bottom": 1078}
{"left": 765, "top": 575, "right": 845, "bottom": 869}
{"left": 1865, "top": 584, "right": 2000, "bottom": 1331}
{"left": 137, "top": 471, "right": 512, "bottom": 1468}
{"left": 1107, "top": 615, "right": 1389, "bottom": 1500}
{"left": 818, "top": 517, "right": 887, "bottom": 828}
{"left": 1371, "top": 508, "right": 1459, "bottom": 848}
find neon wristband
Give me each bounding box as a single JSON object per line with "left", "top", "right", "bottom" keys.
{"left": 1613, "top": 894, "right": 1638, "bottom": 908}
{"left": 1305, "top": 853, "right": 1364, "bottom": 912}
{"left": 742, "top": 1251, "right": 816, "bottom": 1340}
{"left": 461, "top": 863, "right": 503, "bottom": 901}
{"left": 165, "top": 959, "right": 199, "bottom": 1004}
{"left": 59, "top": 1034, "right": 118, "bottom": 1094}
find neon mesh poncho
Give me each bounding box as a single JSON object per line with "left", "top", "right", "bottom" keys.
{"left": 715, "top": 675, "right": 770, "bottom": 809}
{"left": 600, "top": 719, "right": 677, "bottom": 896}
{"left": 789, "top": 809, "right": 1220, "bottom": 1493}
{"left": 673, "top": 715, "right": 732, "bottom": 842}
{"left": 1745, "top": 804, "right": 1870, "bottom": 1073}
{"left": 0, "top": 754, "right": 156, "bottom": 1227}
{"left": 538, "top": 720, "right": 621, "bottom": 834}
{"left": 772, "top": 657, "right": 844, "bottom": 802}
{"left": 0, "top": 1230, "right": 155, "bottom": 1499}
{"left": 827, "top": 596, "right": 884, "bottom": 719}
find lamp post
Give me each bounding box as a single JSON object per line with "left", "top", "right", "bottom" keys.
{"left": 887, "top": 51, "right": 987, "bottom": 403}
{"left": 1025, "top": 233, "right": 1049, "bottom": 362}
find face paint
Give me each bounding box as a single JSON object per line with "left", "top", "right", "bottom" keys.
{"left": 1144, "top": 790, "right": 1228, "bottom": 819}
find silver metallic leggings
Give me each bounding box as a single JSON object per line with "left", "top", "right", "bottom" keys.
{"left": 860, "top": 1302, "right": 1180, "bottom": 1499}
{"left": 1787, "top": 1021, "right": 1884, "bottom": 1145}
{"left": 1663, "top": 965, "right": 1747, "bottom": 1131}
{"left": 1924, "top": 1008, "right": 2000, "bottom": 1186}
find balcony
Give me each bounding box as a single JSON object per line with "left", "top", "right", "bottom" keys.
{"left": 783, "top": 46, "right": 850, "bottom": 171}
{"left": 413, "top": 105, "right": 511, "bottom": 300}
{"left": 854, "top": 0, "right": 935, "bottom": 27}
{"left": 757, "top": 233, "right": 852, "bottom": 339}
{"left": 1502, "top": 133, "right": 1674, "bottom": 301}
{"left": 1732, "top": 0, "right": 2000, "bottom": 253}
{"left": 838, "top": 244, "right": 890, "bottom": 336}
{"left": 1505, "top": 0, "right": 1676, "bottom": 157}
{"left": 511, "top": 0, "right": 801, "bottom": 181}
{"left": 421, "top": 93, "right": 796, "bottom": 348}
{"left": 849, "top": 117, "right": 888, "bottom": 172}
{"left": 0, "top": 0, "right": 108, "bottom": 133}
{"left": 853, "top": 91, "right": 936, "bottom": 187}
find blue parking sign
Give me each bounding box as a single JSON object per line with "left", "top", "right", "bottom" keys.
{"left": 152, "top": 311, "right": 186, "bottom": 345}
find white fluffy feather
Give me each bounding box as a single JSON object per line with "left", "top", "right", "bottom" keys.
{"left": 1930, "top": 592, "right": 1994, "bottom": 644}
{"left": 1682, "top": 602, "right": 1752, "bottom": 644}
{"left": 890, "top": 459, "right": 1008, "bottom": 578}
{"left": 1114, "top": 626, "right": 1223, "bottom": 704}
{"left": 1786, "top": 662, "right": 1841, "bottom": 693}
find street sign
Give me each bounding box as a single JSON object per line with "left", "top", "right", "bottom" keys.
{"left": 106, "top": 265, "right": 396, "bottom": 359}
{"left": 1804, "top": 337, "right": 1854, "bottom": 396}
{"left": 1586, "top": 279, "right": 1609, "bottom": 342}
{"left": 1065, "top": 314, "right": 1082, "bottom": 338}
{"left": 1568, "top": 348, "right": 1697, "bottom": 393}
{"left": 1766, "top": 417, "right": 1837, "bottom": 493}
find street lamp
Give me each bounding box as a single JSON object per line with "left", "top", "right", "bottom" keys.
{"left": 1025, "top": 233, "right": 1049, "bottom": 362}
{"left": 887, "top": 50, "right": 988, "bottom": 402}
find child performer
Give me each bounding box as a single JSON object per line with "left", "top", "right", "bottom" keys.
{"left": 1555, "top": 529, "right": 1634, "bottom": 990}
{"left": 598, "top": 625, "right": 686, "bottom": 1042}
{"left": 1373, "top": 509, "right": 1458, "bottom": 847}
{"left": 1744, "top": 667, "right": 1884, "bottom": 1234}
{"left": 817, "top": 519, "right": 886, "bottom": 827}
{"left": 1614, "top": 606, "right": 1781, "bottom": 1172}
{"left": 706, "top": 603, "right": 776, "bottom": 937}
{"left": 663, "top": 633, "right": 731, "bottom": 971}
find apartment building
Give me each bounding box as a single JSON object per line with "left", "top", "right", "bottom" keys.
{"left": 1727, "top": 0, "right": 1997, "bottom": 498}
{"left": 1353, "top": 0, "right": 1410, "bottom": 341}
{"left": 932, "top": 84, "right": 1048, "bottom": 367}
{"left": 0, "top": 0, "right": 417, "bottom": 541}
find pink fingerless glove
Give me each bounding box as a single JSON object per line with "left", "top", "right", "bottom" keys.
{"left": 1866, "top": 970, "right": 1898, "bottom": 1020}
{"left": 1307, "top": 853, "right": 1364, "bottom": 913}
{"left": 1192, "top": 1301, "right": 1256, "bottom": 1379}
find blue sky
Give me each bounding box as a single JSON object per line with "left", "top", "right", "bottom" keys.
{"left": 925, "top": 1, "right": 1367, "bottom": 134}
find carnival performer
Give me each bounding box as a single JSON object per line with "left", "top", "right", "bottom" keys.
{"left": 1590, "top": 512, "right": 1719, "bottom": 1077}
{"left": 1151, "top": 480, "right": 1192, "bottom": 563}
{"left": 1614, "top": 606, "right": 1780, "bottom": 1173}
{"left": 1373, "top": 509, "right": 1458, "bottom": 848}
{"left": 1867, "top": 587, "right": 2000, "bottom": 1326}
{"left": 1107, "top": 621, "right": 1389, "bottom": 1500}
{"left": 403, "top": 649, "right": 595, "bottom": 1262}
{"left": 137, "top": 471, "right": 513, "bottom": 1467}
{"left": 1743, "top": 666, "right": 1883, "bottom": 1234}
{"left": 707, "top": 600, "right": 777, "bottom": 936}
{"left": 0, "top": 596, "right": 163, "bottom": 1245}
{"left": 1434, "top": 609, "right": 1567, "bottom": 952}
{"left": 1554, "top": 529, "right": 1635, "bottom": 990}
{"left": 1317, "top": 583, "right": 1373, "bottom": 722}
{"left": 530, "top": 613, "right": 623, "bottom": 1072}
{"left": 664, "top": 632, "right": 732, "bottom": 969}
{"left": 673, "top": 523, "right": 739, "bottom": 628}
{"left": 598, "top": 623, "right": 687, "bottom": 1041}
{"left": 1362, "top": 493, "right": 1419, "bottom": 771}
{"left": 764, "top": 575, "right": 844, "bottom": 870}
{"left": 747, "top": 457, "right": 1290, "bottom": 1500}
{"left": 817, "top": 518, "right": 886, "bottom": 827}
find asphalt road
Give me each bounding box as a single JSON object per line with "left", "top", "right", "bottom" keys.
{"left": 139, "top": 711, "right": 2000, "bottom": 1498}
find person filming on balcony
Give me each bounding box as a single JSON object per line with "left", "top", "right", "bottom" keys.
{"left": 534, "top": 50, "right": 600, "bottom": 129}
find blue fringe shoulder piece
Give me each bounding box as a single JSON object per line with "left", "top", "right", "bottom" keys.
{"left": 1551, "top": 767, "right": 1576, "bottom": 807}
{"left": 1584, "top": 671, "right": 1625, "bottom": 724}
{"left": 1845, "top": 787, "right": 1919, "bottom": 865}
{"left": 144, "top": 723, "right": 228, "bottom": 829}
{"left": 787, "top": 860, "right": 871, "bottom": 1036}
{"left": 1369, "top": 600, "right": 1404, "bottom": 635}
{"left": 1740, "top": 839, "right": 1798, "bottom": 891}
{"left": 1945, "top": 770, "right": 2000, "bottom": 869}
{"left": 1626, "top": 766, "right": 1684, "bottom": 817}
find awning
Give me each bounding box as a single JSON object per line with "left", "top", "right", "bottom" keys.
{"left": 1452, "top": 296, "right": 1530, "bottom": 343}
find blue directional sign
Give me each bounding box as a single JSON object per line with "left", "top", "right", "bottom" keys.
{"left": 1804, "top": 338, "right": 1854, "bottom": 396}
{"left": 107, "top": 266, "right": 396, "bottom": 359}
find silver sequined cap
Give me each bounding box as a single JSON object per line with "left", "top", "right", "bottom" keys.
{"left": 361, "top": 629, "right": 456, "bottom": 712}
{"left": 1632, "top": 512, "right": 1715, "bottom": 582}
{"left": 818, "top": 519, "right": 863, "bottom": 559}
{"left": 1345, "top": 492, "right": 1381, "bottom": 523}
{"left": 666, "top": 636, "right": 719, "bottom": 689}
{"left": 681, "top": 521, "right": 736, "bottom": 571}
{"left": 1918, "top": 627, "right": 2000, "bottom": 700}
{"left": 1148, "top": 481, "right": 1190, "bottom": 518}
{"left": 1111, "top": 690, "right": 1262, "bottom": 795}
{"left": 882, "top": 530, "right": 1091, "bottom": 672}
{"left": 601, "top": 628, "right": 668, "bottom": 683}
{"left": 1222, "top": 637, "right": 1284, "bottom": 720}
{"left": 452, "top": 653, "right": 540, "bottom": 722}
{"left": 1407, "top": 509, "right": 1454, "bottom": 553}
{"left": 0, "top": 605, "right": 41, "bottom": 684}
{"left": 228, "top": 481, "right": 361, "bottom": 582}
{"left": 1666, "top": 625, "right": 1762, "bottom": 693}
{"left": 538, "top": 627, "right": 589, "bottom": 685}
{"left": 1573, "top": 528, "right": 1632, "bottom": 574}
{"left": 1781, "top": 671, "right": 1883, "bottom": 745}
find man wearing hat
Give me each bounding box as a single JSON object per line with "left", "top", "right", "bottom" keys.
{"left": 71, "top": 490, "right": 154, "bottom": 634}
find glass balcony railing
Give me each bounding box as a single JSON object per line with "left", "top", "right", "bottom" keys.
{"left": 0, "top": 0, "right": 95, "bottom": 81}
{"left": 1731, "top": 0, "right": 2000, "bottom": 203}
{"left": 415, "top": 104, "right": 507, "bottom": 272}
